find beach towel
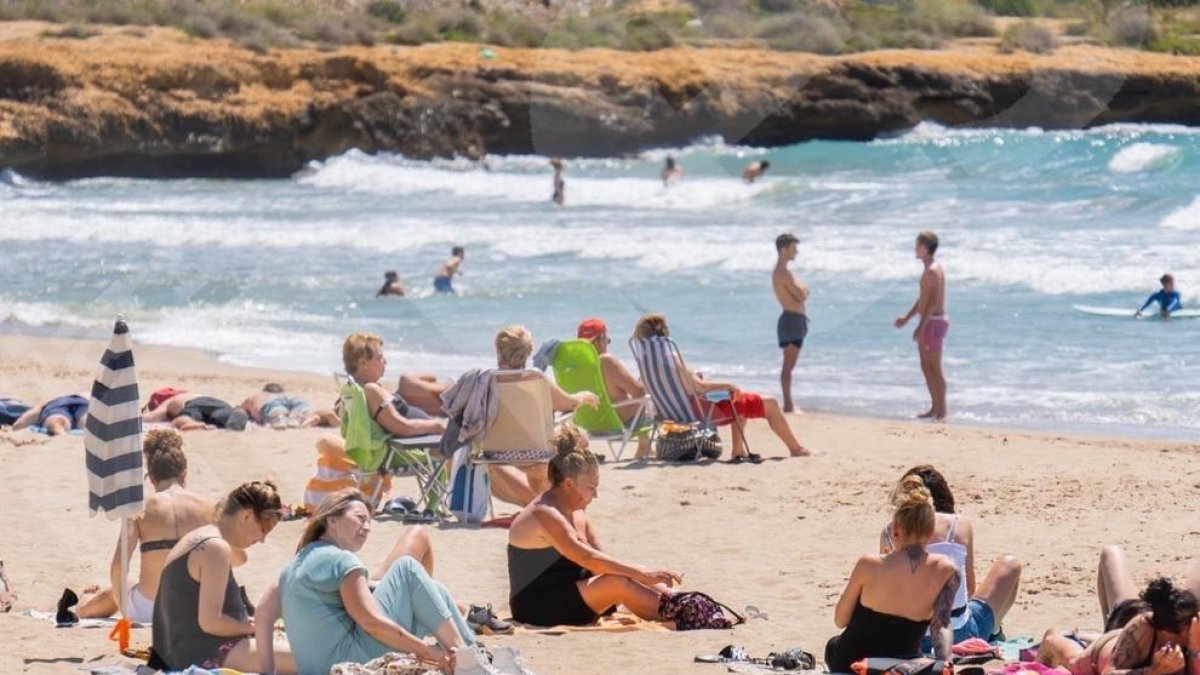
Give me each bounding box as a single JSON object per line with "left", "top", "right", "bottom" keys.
{"left": 28, "top": 426, "right": 86, "bottom": 436}
{"left": 439, "top": 369, "right": 497, "bottom": 446}
{"left": 511, "top": 610, "right": 671, "bottom": 635}
{"left": 331, "top": 652, "right": 438, "bottom": 675}
{"left": 986, "top": 662, "right": 1070, "bottom": 675}
{"left": 23, "top": 608, "right": 138, "bottom": 628}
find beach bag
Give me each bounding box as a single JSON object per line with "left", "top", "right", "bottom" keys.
{"left": 655, "top": 422, "right": 722, "bottom": 462}
{"left": 448, "top": 446, "right": 490, "bottom": 523}
{"left": 659, "top": 591, "right": 745, "bottom": 630}
{"left": 851, "top": 657, "right": 953, "bottom": 675}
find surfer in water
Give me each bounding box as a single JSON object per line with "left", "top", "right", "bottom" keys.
{"left": 772, "top": 233, "right": 808, "bottom": 414}
{"left": 894, "top": 231, "right": 948, "bottom": 422}
{"left": 1136, "top": 274, "right": 1182, "bottom": 318}
{"left": 433, "top": 246, "right": 463, "bottom": 294}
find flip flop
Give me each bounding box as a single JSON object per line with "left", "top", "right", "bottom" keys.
{"left": 695, "top": 645, "right": 752, "bottom": 664}
{"left": 728, "top": 456, "right": 747, "bottom": 465}
{"left": 746, "top": 453, "right": 764, "bottom": 464}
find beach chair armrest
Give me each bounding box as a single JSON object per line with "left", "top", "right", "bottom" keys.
{"left": 611, "top": 397, "right": 650, "bottom": 410}
{"left": 388, "top": 434, "right": 442, "bottom": 448}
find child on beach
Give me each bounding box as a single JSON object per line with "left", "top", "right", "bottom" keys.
{"left": 894, "top": 231, "right": 949, "bottom": 421}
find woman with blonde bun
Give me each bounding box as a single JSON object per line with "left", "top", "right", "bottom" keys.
{"left": 826, "top": 476, "right": 959, "bottom": 672}
{"left": 507, "top": 424, "right": 681, "bottom": 626}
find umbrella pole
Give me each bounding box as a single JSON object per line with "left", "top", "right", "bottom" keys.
{"left": 110, "top": 517, "right": 132, "bottom": 655}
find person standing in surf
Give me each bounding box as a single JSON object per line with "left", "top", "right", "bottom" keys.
{"left": 1136, "top": 274, "right": 1182, "bottom": 318}
{"left": 550, "top": 158, "right": 565, "bottom": 206}
{"left": 661, "top": 156, "right": 683, "bottom": 186}
{"left": 433, "top": 247, "right": 463, "bottom": 294}
{"left": 772, "top": 233, "right": 809, "bottom": 414}
{"left": 894, "top": 231, "right": 949, "bottom": 422}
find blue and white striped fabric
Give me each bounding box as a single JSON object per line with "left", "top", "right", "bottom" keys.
{"left": 85, "top": 320, "right": 144, "bottom": 520}
{"left": 630, "top": 337, "right": 701, "bottom": 424}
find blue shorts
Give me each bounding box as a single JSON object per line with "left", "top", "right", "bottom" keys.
{"left": 921, "top": 598, "right": 996, "bottom": 653}
{"left": 433, "top": 276, "right": 454, "bottom": 293}
{"left": 259, "top": 395, "right": 312, "bottom": 422}
{"left": 38, "top": 395, "right": 89, "bottom": 429}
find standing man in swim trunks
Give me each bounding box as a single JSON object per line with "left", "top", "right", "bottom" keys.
{"left": 895, "top": 231, "right": 949, "bottom": 421}
{"left": 772, "top": 233, "right": 809, "bottom": 414}
{"left": 433, "top": 246, "right": 463, "bottom": 294}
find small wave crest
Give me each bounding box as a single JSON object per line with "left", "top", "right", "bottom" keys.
{"left": 1109, "top": 143, "right": 1180, "bottom": 173}
{"left": 1161, "top": 195, "right": 1200, "bottom": 230}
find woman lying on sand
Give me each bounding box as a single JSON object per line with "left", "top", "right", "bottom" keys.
{"left": 10, "top": 394, "right": 88, "bottom": 435}
{"left": 266, "top": 489, "right": 485, "bottom": 675}
{"left": 878, "top": 465, "right": 1022, "bottom": 649}
{"left": 75, "top": 430, "right": 213, "bottom": 623}
{"left": 632, "top": 313, "right": 808, "bottom": 461}
{"left": 507, "top": 425, "right": 681, "bottom": 627}
{"left": 149, "top": 480, "right": 294, "bottom": 673}
{"left": 826, "top": 475, "right": 959, "bottom": 672}
{"left": 1037, "top": 546, "right": 1200, "bottom": 675}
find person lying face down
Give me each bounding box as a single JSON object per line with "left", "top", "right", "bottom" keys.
{"left": 142, "top": 389, "right": 249, "bottom": 432}
{"left": 506, "top": 424, "right": 683, "bottom": 628}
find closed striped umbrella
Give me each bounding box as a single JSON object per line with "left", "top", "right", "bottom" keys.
{"left": 85, "top": 319, "right": 144, "bottom": 520}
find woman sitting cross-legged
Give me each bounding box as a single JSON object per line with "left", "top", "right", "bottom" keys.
{"left": 266, "top": 489, "right": 486, "bottom": 675}
{"left": 507, "top": 424, "right": 682, "bottom": 627}
{"left": 825, "top": 475, "right": 959, "bottom": 673}
{"left": 149, "top": 480, "right": 294, "bottom": 673}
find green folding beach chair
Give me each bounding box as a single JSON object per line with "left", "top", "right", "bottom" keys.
{"left": 335, "top": 373, "right": 448, "bottom": 518}
{"left": 550, "top": 339, "right": 652, "bottom": 462}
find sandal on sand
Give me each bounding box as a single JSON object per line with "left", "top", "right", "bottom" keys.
{"left": 695, "top": 645, "right": 752, "bottom": 664}
{"left": 767, "top": 648, "right": 816, "bottom": 670}
{"left": 728, "top": 454, "right": 763, "bottom": 465}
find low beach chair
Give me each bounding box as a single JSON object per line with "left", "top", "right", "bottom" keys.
{"left": 550, "top": 339, "right": 652, "bottom": 462}
{"left": 335, "top": 373, "right": 448, "bottom": 518}
{"left": 463, "top": 369, "right": 558, "bottom": 520}
{"left": 629, "top": 336, "right": 750, "bottom": 457}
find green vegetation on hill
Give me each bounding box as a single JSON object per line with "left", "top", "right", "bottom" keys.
{"left": 3, "top": 0, "right": 1199, "bottom": 55}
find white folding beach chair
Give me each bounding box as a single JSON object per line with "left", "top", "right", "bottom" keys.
{"left": 629, "top": 336, "right": 750, "bottom": 458}
{"left": 334, "top": 372, "right": 448, "bottom": 518}
{"left": 463, "top": 369, "right": 558, "bottom": 520}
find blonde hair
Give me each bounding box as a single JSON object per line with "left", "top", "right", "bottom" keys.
{"left": 218, "top": 480, "right": 282, "bottom": 520}
{"left": 343, "top": 332, "right": 383, "bottom": 376}
{"left": 890, "top": 474, "right": 935, "bottom": 540}
{"left": 296, "top": 488, "right": 369, "bottom": 552}
{"left": 143, "top": 429, "right": 187, "bottom": 482}
{"left": 633, "top": 313, "right": 669, "bottom": 340}
{"left": 495, "top": 325, "right": 533, "bottom": 369}
{"left": 548, "top": 424, "right": 598, "bottom": 488}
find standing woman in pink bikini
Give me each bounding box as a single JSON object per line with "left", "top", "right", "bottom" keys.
{"left": 895, "top": 230, "right": 950, "bottom": 422}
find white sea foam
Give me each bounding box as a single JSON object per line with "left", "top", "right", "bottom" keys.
{"left": 1161, "top": 196, "right": 1200, "bottom": 230}
{"left": 1108, "top": 143, "right": 1179, "bottom": 173}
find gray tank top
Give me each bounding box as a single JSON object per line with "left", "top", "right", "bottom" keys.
{"left": 151, "top": 536, "right": 248, "bottom": 670}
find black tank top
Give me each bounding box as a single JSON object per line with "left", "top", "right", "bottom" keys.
{"left": 507, "top": 545, "right": 591, "bottom": 602}
{"left": 150, "top": 536, "right": 248, "bottom": 670}
{"left": 826, "top": 601, "right": 930, "bottom": 673}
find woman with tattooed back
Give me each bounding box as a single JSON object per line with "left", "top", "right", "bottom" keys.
{"left": 825, "top": 475, "right": 959, "bottom": 672}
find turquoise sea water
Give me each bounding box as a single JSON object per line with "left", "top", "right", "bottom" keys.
{"left": 1, "top": 123, "right": 1197, "bottom": 439}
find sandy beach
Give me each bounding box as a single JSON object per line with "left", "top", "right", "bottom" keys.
{"left": 1, "top": 331, "right": 1197, "bottom": 675}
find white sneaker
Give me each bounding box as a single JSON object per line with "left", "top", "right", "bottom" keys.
{"left": 454, "top": 645, "right": 502, "bottom": 675}
{"left": 491, "top": 646, "right": 537, "bottom": 675}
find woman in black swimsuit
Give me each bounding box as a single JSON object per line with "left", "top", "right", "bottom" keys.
{"left": 149, "top": 480, "right": 295, "bottom": 673}
{"left": 506, "top": 425, "right": 681, "bottom": 626}
{"left": 825, "top": 475, "right": 960, "bottom": 672}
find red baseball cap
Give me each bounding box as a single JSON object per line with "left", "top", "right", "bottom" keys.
{"left": 577, "top": 318, "right": 607, "bottom": 340}
{"left": 148, "top": 387, "right": 186, "bottom": 412}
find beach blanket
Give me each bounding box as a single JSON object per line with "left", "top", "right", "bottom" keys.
{"left": 27, "top": 426, "right": 85, "bottom": 436}
{"left": 23, "top": 609, "right": 143, "bottom": 628}
{"left": 331, "top": 652, "right": 438, "bottom": 675}
{"left": 511, "top": 610, "right": 671, "bottom": 635}
{"left": 986, "top": 662, "right": 1070, "bottom": 675}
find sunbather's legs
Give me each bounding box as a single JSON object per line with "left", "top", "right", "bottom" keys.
{"left": 301, "top": 409, "right": 339, "bottom": 428}
{"left": 374, "top": 525, "right": 434, "bottom": 578}
{"left": 489, "top": 466, "right": 538, "bottom": 506}
{"left": 762, "top": 396, "right": 809, "bottom": 456}
{"left": 577, "top": 575, "right": 669, "bottom": 621}
{"left": 1186, "top": 557, "right": 1200, "bottom": 603}
{"left": 1037, "top": 629, "right": 1086, "bottom": 670}
{"left": 730, "top": 417, "right": 748, "bottom": 458}
{"left": 43, "top": 414, "right": 70, "bottom": 435}
{"left": 222, "top": 635, "right": 296, "bottom": 674}
{"left": 974, "top": 554, "right": 1022, "bottom": 624}
{"left": 1097, "top": 545, "right": 1138, "bottom": 621}
{"left": 396, "top": 374, "right": 448, "bottom": 417}
{"left": 76, "top": 586, "right": 117, "bottom": 619}
{"left": 170, "top": 415, "right": 207, "bottom": 431}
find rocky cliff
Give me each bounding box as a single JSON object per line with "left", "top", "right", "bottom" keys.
{"left": 2, "top": 22, "right": 1199, "bottom": 179}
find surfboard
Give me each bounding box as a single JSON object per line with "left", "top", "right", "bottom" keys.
{"left": 1073, "top": 304, "right": 1200, "bottom": 319}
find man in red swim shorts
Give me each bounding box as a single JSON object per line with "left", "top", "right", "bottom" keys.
{"left": 894, "top": 231, "right": 949, "bottom": 421}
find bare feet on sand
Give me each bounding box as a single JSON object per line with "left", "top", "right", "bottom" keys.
{"left": 790, "top": 446, "right": 813, "bottom": 457}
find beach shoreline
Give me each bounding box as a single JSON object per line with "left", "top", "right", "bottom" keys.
{"left": 2, "top": 331, "right": 1198, "bottom": 674}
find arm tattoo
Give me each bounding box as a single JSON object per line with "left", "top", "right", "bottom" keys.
{"left": 1106, "top": 619, "right": 1153, "bottom": 675}
{"left": 930, "top": 573, "right": 960, "bottom": 660}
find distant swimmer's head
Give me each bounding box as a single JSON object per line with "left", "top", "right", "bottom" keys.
{"left": 916, "top": 230, "right": 939, "bottom": 258}
{"left": 1161, "top": 273, "right": 1175, "bottom": 291}
{"left": 452, "top": 246, "right": 464, "bottom": 258}
{"left": 901, "top": 464, "right": 954, "bottom": 514}
{"left": 633, "top": 313, "right": 669, "bottom": 340}
{"left": 495, "top": 325, "right": 533, "bottom": 369}
{"left": 263, "top": 383, "right": 285, "bottom": 394}
{"left": 384, "top": 270, "right": 400, "bottom": 282}
{"left": 343, "top": 332, "right": 385, "bottom": 379}
{"left": 549, "top": 157, "right": 563, "bottom": 170}
{"left": 889, "top": 474, "right": 936, "bottom": 544}
{"left": 776, "top": 233, "right": 799, "bottom": 258}
{"left": 1141, "top": 577, "right": 1198, "bottom": 635}
{"left": 143, "top": 429, "right": 187, "bottom": 484}
{"left": 548, "top": 423, "right": 599, "bottom": 506}
{"left": 665, "top": 156, "right": 676, "bottom": 170}
{"left": 760, "top": 160, "right": 771, "bottom": 171}
{"left": 577, "top": 317, "right": 610, "bottom": 352}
